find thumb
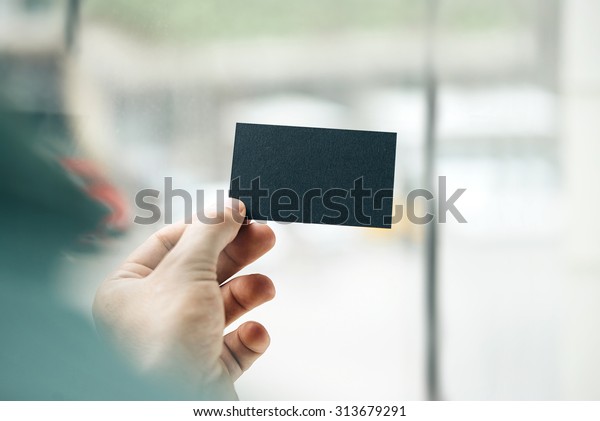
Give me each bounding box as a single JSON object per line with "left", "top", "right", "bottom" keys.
{"left": 159, "top": 198, "right": 246, "bottom": 281}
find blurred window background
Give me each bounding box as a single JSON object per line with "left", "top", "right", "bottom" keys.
{"left": 2, "top": 0, "right": 600, "bottom": 400}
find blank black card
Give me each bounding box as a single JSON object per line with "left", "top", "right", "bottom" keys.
{"left": 229, "top": 123, "right": 396, "bottom": 228}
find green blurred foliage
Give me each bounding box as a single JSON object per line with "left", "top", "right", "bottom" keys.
{"left": 438, "top": 0, "right": 534, "bottom": 31}
{"left": 84, "top": 0, "right": 533, "bottom": 42}
{"left": 84, "top": 0, "right": 421, "bottom": 41}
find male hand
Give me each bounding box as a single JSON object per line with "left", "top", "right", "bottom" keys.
{"left": 93, "top": 199, "right": 276, "bottom": 399}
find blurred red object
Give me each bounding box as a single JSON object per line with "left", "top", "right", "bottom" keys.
{"left": 61, "top": 157, "right": 130, "bottom": 235}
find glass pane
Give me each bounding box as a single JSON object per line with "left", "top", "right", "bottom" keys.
{"left": 434, "top": 0, "right": 562, "bottom": 399}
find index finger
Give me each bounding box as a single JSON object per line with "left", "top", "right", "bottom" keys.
{"left": 216, "top": 222, "right": 276, "bottom": 283}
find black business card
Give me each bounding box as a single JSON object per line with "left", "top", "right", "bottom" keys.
{"left": 230, "top": 123, "right": 396, "bottom": 228}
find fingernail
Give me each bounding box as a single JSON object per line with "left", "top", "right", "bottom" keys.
{"left": 225, "top": 197, "right": 246, "bottom": 215}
